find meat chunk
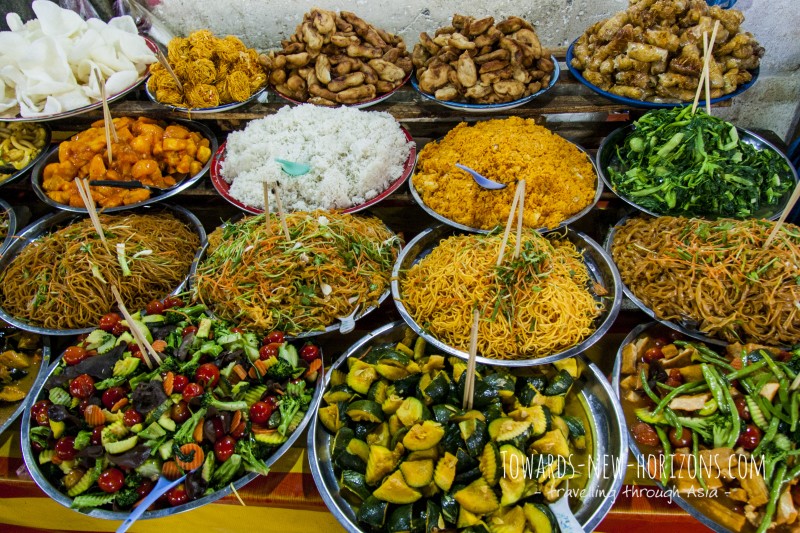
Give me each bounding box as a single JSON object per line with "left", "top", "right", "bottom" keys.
{"left": 669, "top": 392, "right": 711, "bottom": 412}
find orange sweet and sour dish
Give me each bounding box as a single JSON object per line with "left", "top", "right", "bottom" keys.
{"left": 42, "top": 116, "right": 212, "bottom": 208}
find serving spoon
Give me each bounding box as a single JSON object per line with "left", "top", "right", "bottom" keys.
{"left": 89, "top": 179, "right": 180, "bottom": 193}
{"left": 455, "top": 163, "right": 506, "bottom": 190}
{"left": 337, "top": 303, "right": 362, "bottom": 335}
{"left": 275, "top": 158, "right": 311, "bottom": 176}
{"left": 548, "top": 489, "right": 584, "bottom": 532}
{"left": 116, "top": 472, "right": 187, "bottom": 533}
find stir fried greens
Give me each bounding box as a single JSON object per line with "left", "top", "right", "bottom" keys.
{"left": 607, "top": 107, "right": 793, "bottom": 218}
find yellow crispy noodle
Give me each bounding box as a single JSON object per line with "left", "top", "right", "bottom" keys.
{"left": 412, "top": 117, "right": 597, "bottom": 230}
{"left": 148, "top": 30, "right": 266, "bottom": 108}
{"left": 400, "top": 230, "right": 603, "bottom": 359}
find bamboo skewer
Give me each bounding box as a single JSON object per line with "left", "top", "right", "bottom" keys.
{"left": 496, "top": 181, "right": 525, "bottom": 266}
{"left": 262, "top": 182, "right": 272, "bottom": 236}
{"left": 110, "top": 285, "right": 161, "bottom": 369}
{"left": 763, "top": 181, "right": 800, "bottom": 249}
{"left": 93, "top": 69, "right": 117, "bottom": 165}
{"left": 703, "top": 33, "right": 712, "bottom": 115}
{"left": 691, "top": 20, "right": 720, "bottom": 115}
{"left": 154, "top": 47, "right": 184, "bottom": 94}
{"left": 274, "top": 183, "right": 291, "bottom": 241}
{"left": 513, "top": 180, "right": 526, "bottom": 260}
{"left": 462, "top": 308, "right": 480, "bottom": 411}
{"left": 75, "top": 178, "right": 109, "bottom": 251}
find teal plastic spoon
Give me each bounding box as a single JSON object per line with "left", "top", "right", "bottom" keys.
{"left": 275, "top": 158, "right": 311, "bottom": 176}
{"left": 116, "top": 473, "right": 187, "bottom": 532}
{"left": 455, "top": 163, "right": 506, "bottom": 190}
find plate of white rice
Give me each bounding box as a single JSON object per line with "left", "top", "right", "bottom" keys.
{"left": 211, "top": 105, "right": 416, "bottom": 214}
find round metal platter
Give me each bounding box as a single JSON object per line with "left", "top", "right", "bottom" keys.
{"left": 0, "top": 122, "right": 52, "bottom": 188}
{"left": 391, "top": 224, "right": 622, "bottom": 366}
{"left": 596, "top": 124, "right": 799, "bottom": 221}
{"left": 0, "top": 199, "right": 17, "bottom": 255}
{"left": 0, "top": 326, "right": 50, "bottom": 437}
{"left": 611, "top": 321, "right": 733, "bottom": 533}
{"left": 309, "top": 320, "right": 628, "bottom": 533}
{"left": 408, "top": 140, "right": 601, "bottom": 234}
{"left": 566, "top": 41, "right": 759, "bottom": 109}
{"left": 188, "top": 221, "right": 396, "bottom": 340}
{"left": 0, "top": 204, "right": 207, "bottom": 336}
{"left": 144, "top": 81, "right": 268, "bottom": 114}
{"left": 272, "top": 71, "right": 411, "bottom": 109}
{"left": 209, "top": 126, "right": 416, "bottom": 215}
{"left": 20, "top": 342, "right": 324, "bottom": 520}
{"left": 603, "top": 214, "right": 728, "bottom": 347}
{"left": 409, "top": 56, "right": 560, "bottom": 113}
{"left": 30, "top": 120, "right": 217, "bottom": 214}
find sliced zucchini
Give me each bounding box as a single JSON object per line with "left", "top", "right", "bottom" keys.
{"left": 393, "top": 374, "right": 423, "bottom": 397}
{"left": 346, "top": 438, "right": 371, "bottom": 464}
{"left": 323, "top": 384, "right": 357, "bottom": 404}
{"left": 368, "top": 379, "right": 389, "bottom": 404}
{"left": 457, "top": 507, "right": 484, "bottom": 528}
{"left": 366, "top": 422, "right": 391, "bottom": 448}
{"left": 373, "top": 469, "right": 422, "bottom": 504}
{"left": 331, "top": 427, "right": 356, "bottom": 460}
{"left": 335, "top": 450, "right": 367, "bottom": 474}
{"left": 433, "top": 452, "right": 457, "bottom": 491}
{"left": 403, "top": 420, "right": 445, "bottom": 451}
{"left": 530, "top": 405, "right": 552, "bottom": 437}
{"left": 532, "top": 429, "right": 571, "bottom": 459}
{"left": 421, "top": 355, "right": 445, "bottom": 373}
{"left": 553, "top": 358, "right": 580, "bottom": 379}
{"left": 388, "top": 413, "right": 404, "bottom": 436}
{"left": 479, "top": 442, "right": 501, "bottom": 486}
{"left": 346, "top": 400, "right": 385, "bottom": 423}
{"left": 440, "top": 491, "right": 459, "bottom": 524}
{"left": 531, "top": 393, "right": 566, "bottom": 415}
{"left": 376, "top": 363, "right": 413, "bottom": 381}
{"left": 382, "top": 393, "right": 404, "bottom": 415}
{"left": 523, "top": 502, "right": 557, "bottom": 533}
{"left": 399, "top": 459, "right": 434, "bottom": 488}
{"left": 487, "top": 505, "right": 526, "bottom": 533}
{"left": 386, "top": 503, "right": 421, "bottom": 533}
{"left": 563, "top": 415, "right": 586, "bottom": 439}
{"left": 498, "top": 444, "right": 526, "bottom": 506}
{"left": 347, "top": 359, "right": 378, "bottom": 395}
{"left": 454, "top": 477, "right": 500, "bottom": 514}
{"left": 329, "top": 368, "right": 347, "bottom": 387}
{"left": 357, "top": 495, "right": 390, "bottom": 529}
{"left": 425, "top": 500, "right": 445, "bottom": 533}
{"left": 483, "top": 373, "right": 515, "bottom": 400}
{"left": 543, "top": 370, "right": 573, "bottom": 396}
{"left": 453, "top": 466, "right": 483, "bottom": 486}
{"left": 459, "top": 418, "right": 488, "bottom": 458}
{"left": 318, "top": 404, "right": 344, "bottom": 433}
{"left": 408, "top": 447, "right": 439, "bottom": 461}
{"left": 340, "top": 470, "right": 371, "bottom": 503}
{"left": 422, "top": 371, "right": 450, "bottom": 405}
{"left": 481, "top": 402, "right": 505, "bottom": 423}
{"left": 397, "top": 397, "right": 425, "bottom": 427}
{"left": 365, "top": 444, "right": 401, "bottom": 485}
{"left": 487, "top": 417, "right": 531, "bottom": 443}
{"left": 432, "top": 404, "right": 461, "bottom": 425}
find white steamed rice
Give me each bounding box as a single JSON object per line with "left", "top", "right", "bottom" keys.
{"left": 221, "top": 105, "right": 412, "bottom": 211}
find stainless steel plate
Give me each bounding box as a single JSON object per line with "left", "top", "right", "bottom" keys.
{"left": 0, "top": 122, "right": 52, "bottom": 188}
{"left": 30, "top": 120, "right": 217, "bottom": 214}
{"left": 596, "top": 124, "right": 798, "bottom": 221}
{"left": 391, "top": 224, "right": 622, "bottom": 366}
{"left": 0, "top": 204, "right": 207, "bottom": 336}
{"left": 611, "top": 321, "right": 733, "bottom": 533}
{"left": 188, "top": 217, "right": 397, "bottom": 339}
{"left": 409, "top": 138, "right": 601, "bottom": 235}
{"left": 20, "top": 342, "right": 324, "bottom": 520}
{"left": 0, "top": 199, "right": 17, "bottom": 255}
{"left": 309, "top": 320, "right": 628, "bottom": 533}
{"left": 144, "top": 81, "right": 268, "bottom": 114}
{"left": 603, "top": 214, "right": 728, "bottom": 347}
{"left": 0, "top": 326, "right": 50, "bottom": 437}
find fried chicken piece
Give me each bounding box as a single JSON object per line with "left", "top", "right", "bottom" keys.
{"left": 669, "top": 44, "right": 703, "bottom": 76}
{"left": 609, "top": 84, "right": 652, "bottom": 100}
{"left": 657, "top": 71, "right": 697, "bottom": 90}
{"left": 597, "top": 12, "right": 630, "bottom": 41}
{"left": 615, "top": 70, "right": 653, "bottom": 89}
{"left": 644, "top": 29, "right": 680, "bottom": 52}
{"left": 710, "top": 5, "right": 744, "bottom": 33}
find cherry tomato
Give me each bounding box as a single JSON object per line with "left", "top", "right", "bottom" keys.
{"left": 98, "top": 468, "right": 125, "bottom": 493}
{"left": 793, "top": 486, "right": 800, "bottom": 508}
{"left": 300, "top": 343, "right": 321, "bottom": 363}
{"left": 111, "top": 322, "right": 129, "bottom": 336}
{"left": 264, "top": 331, "right": 285, "bottom": 345}
{"left": 77, "top": 399, "right": 91, "bottom": 416}
{"left": 102, "top": 387, "right": 126, "bottom": 410}
{"left": 145, "top": 300, "right": 165, "bottom": 316}
{"left": 665, "top": 369, "right": 683, "bottom": 389}
{"left": 123, "top": 409, "right": 143, "bottom": 427}
{"left": 631, "top": 421, "right": 660, "bottom": 447}
{"left": 171, "top": 401, "right": 191, "bottom": 423}
{"left": 651, "top": 337, "right": 669, "bottom": 348}
{"left": 182, "top": 325, "right": 198, "bottom": 337}
{"left": 31, "top": 400, "right": 51, "bottom": 426}
{"left": 195, "top": 363, "right": 220, "bottom": 388}
{"left": 230, "top": 327, "right": 245, "bottom": 334}
{"left": 98, "top": 312, "right": 122, "bottom": 332}
{"left": 249, "top": 401, "right": 275, "bottom": 425}
{"left": 162, "top": 296, "right": 184, "bottom": 310}
{"left": 63, "top": 346, "right": 88, "bottom": 366}
{"left": 230, "top": 421, "right": 247, "bottom": 439}
{"left": 668, "top": 427, "right": 692, "bottom": 448}
{"left": 69, "top": 374, "right": 95, "bottom": 399}
{"left": 136, "top": 479, "right": 154, "bottom": 499}
{"left": 214, "top": 436, "right": 236, "bottom": 462}
{"left": 734, "top": 396, "right": 751, "bottom": 421}
{"left": 182, "top": 383, "right": 204, "bottom": 403}
{"left": 643, "top": 346, "right": 664, "bottom": 364}
{"left": 173, "top": 374, "right": 189, "bottom": 393}
{"left": 737, "top": 424, "right": 762, "bottom": 451}
{"left": 91, "top": 426, "right": 104, "bottom": 446}
{"left": 258, "top": 343, "right": 280, "bottom": 360}
{"left": 55, "top": 436, "right": 77, "bottom": 461}
{"left": 211, "top": 417, "right": 225, "bottom": 441}
{"left": 167, "top": 484, "right": 189, "bottom": 506}
{"left": 30, "top": 440, "right": 44, "bottom": 454}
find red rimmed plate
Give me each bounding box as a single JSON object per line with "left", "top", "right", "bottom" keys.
{"left": 210, "top": 126, "right": 416, "bottom": 215}
{"left": 271, "top": 71, "right": 411, "bottom": 109}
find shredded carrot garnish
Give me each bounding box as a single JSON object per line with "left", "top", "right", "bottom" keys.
{"left": 231, "top": 410, "right": 242, "bottom": 430}
{"left": 111, "top": 397, "right": 128, "bottom": 412}
{"left": 233, "top": 364, "right": 247, "bottom": 381}
{"left": 248, "top": 367, "right": 258, "bottom": 380}
{"left": 305, "top": 358, "right": 322, "bottom": 378}
{"left": 253, "top": 359, "right": 267, "bottom": 377}
{"left": 193, "top": 416, "right": 205, "bottom": 442}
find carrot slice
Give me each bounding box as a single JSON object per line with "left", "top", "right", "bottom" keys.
{"left": 175, "top": 443, "right": 204, "bottom": 470}
{"left": 193, "top": 416, "right": 205, "bottom": 442}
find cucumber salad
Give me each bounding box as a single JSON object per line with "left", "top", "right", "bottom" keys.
{"left": 27, "top": 300, "right": 321, "bottom": 512}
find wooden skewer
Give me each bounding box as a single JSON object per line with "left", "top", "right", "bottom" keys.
{"left": 462, "top": 308, "right": 480, "bottom": 411}
{"left": 690, "top": 38, "right": 707, "bottom": 115}
{"left": 702, "top": 33, "right": 712, "bottom": 115}
{"left": 513, "top": 180, "right": 526, "bottom": 260}
{"left": 274, "top": 182, "right": 291, "bottom": 241}
{"left": 110, "top": 285, "right": 161, "bottom": 369}
{"left": 155, "top": 47, "right": 184, "bottom": 94}
{"left": 496, "top": 181, "right": 525, "bottom": 266}
{"left": 262, "top": 182, "right": 272, "bottom": 236}
{"left": 93, "top": 69, "right": 117, "bottom": 165}
{"left": 75, "top": 178, "right": 109, "bottom": 251}
{"left": 704, "top": 21, "right": 720, "bottom": 115}
{"left": 763, "top": 180, "right": 800, "bottom": 249}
